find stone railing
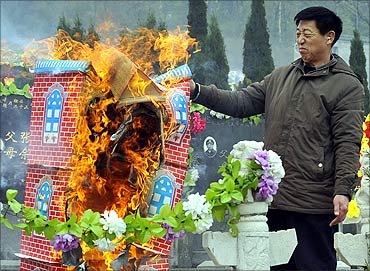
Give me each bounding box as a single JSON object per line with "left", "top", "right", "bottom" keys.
{"left": 202, "top": 200, "right": 297, "bottom": 270}
{"left": 334, "top": 182, "right": 370, "bottom": 268}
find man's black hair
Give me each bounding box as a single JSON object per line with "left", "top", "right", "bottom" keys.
{"left": 294, "top": 6, "right": 343, "bottom": 45}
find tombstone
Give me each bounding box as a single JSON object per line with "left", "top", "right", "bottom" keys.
{"left": 0, "top": 94, "right": 31, "bottom": 262}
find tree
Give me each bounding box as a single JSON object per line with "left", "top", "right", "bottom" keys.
{"left": 72, "top": 15, "right": 85, "bottom": 42}
{"left": 86, "top": 24, "right": 100, "bottom": 48}
{"left": 242, "top": 0, "right": 274, "bottom": 84}
{"left": 187, "top": 0, "right": 208, "bottom": 84}
{"left": 349, "top": 29, "right": 370, "bottom": 114}
{"left": 57, "top": 15, "right": 72, "bottom": 37}
{"left": 204, "top": 14, "right": 230, "bottom": 90}
{"left": 143, "top": 11, "right": 157, "bottom": 29}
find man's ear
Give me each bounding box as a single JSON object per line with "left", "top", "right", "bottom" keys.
{"left": 326, "top": 31, "right": 335, "bottom": 45}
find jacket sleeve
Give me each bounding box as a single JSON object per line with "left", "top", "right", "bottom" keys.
{"left": 192, "top": 77, "right": 268, "bottom": 118}
{"left": 332, "top": 81, "right": 364, "bottom": 199}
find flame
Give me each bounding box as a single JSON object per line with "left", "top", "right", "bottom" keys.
{"left": 22, "top": 26, "right": 193, "bottom": 270}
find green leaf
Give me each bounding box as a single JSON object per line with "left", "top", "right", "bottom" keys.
{"left": 44, "top": 225, "right": 56, "bottom": 240}
{"left": 34, "top": 217, "right": 46, "bottom": 228}
{"left": 213, "top": 206, "right": 226, "bottom": 222}
{"left": 220, "top": 192, "right": 232, "bottom": 204}
{"left": 164, "top": 216, "right": 178, "bottom": 227}
{"left": 225, "top": 179, "right": 235, "bottom": 192}
{"left": 231, "top": 160, "right": 241, "bottom": 178}
{"left": 48, "top": 218, "right": 61, "bottom": 226}
{"left": 91, "top": 225, "right": 104, "bottom": 237}
{"left": 183, "top": 219, "right": 196, "bottom": 233}
{"left": 9, "top": 199, "right": 22, "bottom": 214}
{"left": 6, "top": 189, "right": 18, "bottom": 201}
{"left": 23, "top": 207, "right": 37, "bottom": 220}
{"left": 69, "top": 224, "right": 82, "bottom": 238}
{"left": 231, "top": 191, "right": 243, "bottom": 202}
{"left": 159, "top": 204, "right": 171, "bottom": 217}
{"left": 138, "top": 230, "right": 151, "bottom": 244}
{"left": 14, "top": 223, "right": 28, "bottom": 229}
{"left": 1, "top": 217, "right": 14, "bottom": 229}
{"left": 173, "top": 201, "right": 184, "bottom": 216}
{"left": 55, "top": 223, "right": 68, "bottom": 235}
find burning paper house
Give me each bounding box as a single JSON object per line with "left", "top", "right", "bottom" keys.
{"left": 18, "top": 31, "right": 192, "bottom": 271}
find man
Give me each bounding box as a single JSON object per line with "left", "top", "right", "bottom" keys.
{"left": 189, "top": 6, "right": 364, "bottom": 271}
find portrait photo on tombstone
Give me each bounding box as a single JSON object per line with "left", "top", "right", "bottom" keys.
{"left": 203, "top": 136, "right": 217, "bottom": 158}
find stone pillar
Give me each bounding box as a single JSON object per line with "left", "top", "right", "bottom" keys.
{"left": 202, "top": 199, "right": 297, "bottom": 270}
{"left": 236, "top": 201, "right": 269, "bottom": 270}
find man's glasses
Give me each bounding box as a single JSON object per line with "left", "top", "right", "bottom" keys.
{"left": 296, "top": 30, "right": 320, "bottom": 40}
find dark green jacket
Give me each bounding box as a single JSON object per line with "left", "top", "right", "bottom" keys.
{"left": 192, "top": 55, "right": 364, "bottom": 214}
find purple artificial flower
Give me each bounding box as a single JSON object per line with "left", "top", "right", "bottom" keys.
{"left": 251, "top": 150, "right": 270, "bottom": 171}
{"left": 256, "top": 174, "right": 278, "bottom": 200}
{"left": 51, "top": 233, "right": 80, "bottom": 252}
{"left": 162, "top": 223, "right": 186, "bottom": 241}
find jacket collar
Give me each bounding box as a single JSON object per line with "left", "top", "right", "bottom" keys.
{"left": 292, "top": 54, "right": 358, "bottom": 78}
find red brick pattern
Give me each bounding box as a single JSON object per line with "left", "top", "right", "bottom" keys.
{"left": 20, "top": 71, "right": 82, "bottom": 270}
{"left": 150, "top": 80, "right": 190, "bottom": 256}
{"left": 20, "top": 258, "right": 65, "bottom": 271}
{"left": 21, "top": 68, "right": 190, "bottom": 270}
{"left": 28, "top": 72, "right": 84, "bottom": 168}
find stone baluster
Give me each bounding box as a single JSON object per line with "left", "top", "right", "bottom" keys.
{"left": 202, "top": 195, "right": 297, "bottom": 270}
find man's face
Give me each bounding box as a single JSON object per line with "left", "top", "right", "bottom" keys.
{"left": 296, "top": 20, "right": 332, "bottom": 67}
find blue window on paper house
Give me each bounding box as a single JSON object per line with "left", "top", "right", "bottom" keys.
{"left": 148, "top": 176, "right": 174, "bottom": 216}
{"left": 44, "top": 89, "right": 63, "bottom": 144}
{"left": 45, "top": 89, "right": 62, "bottom": 133}
{"left": 171, "top": 93, "right": 187, "bottom": 133}
{"left": 36, "top": 182, "right": 52, "bottom": 217}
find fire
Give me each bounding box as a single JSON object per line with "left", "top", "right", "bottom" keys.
{"left": 34, "top": 27, "right": 195, "bottom": 270}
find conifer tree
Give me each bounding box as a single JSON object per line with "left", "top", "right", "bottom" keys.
{"left": 242, "top": 0, "right": 274, "bottom": 84}
{"left": 204, "top": 14, "right": 230, "bottom": 89}
{"left": 86, "top": 24, "right": 100, "bottom": 48}
{"left": 144, "top": 11, "right": 157, "bottom": 29}
{"left": 349, "top": 30, "right": 370, "bottom": 114}
{"left": 187, "top": 0, "right": 208, "bottom": 84}
{"left": 57, "top": 15, "right": 72, "bottom": 37}
{"left": 72, "top": 15, "right": 85, "bottom": 42}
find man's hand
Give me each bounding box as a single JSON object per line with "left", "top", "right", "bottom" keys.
{"left": 329, "top": 195, "right": 349, "bottom": 226}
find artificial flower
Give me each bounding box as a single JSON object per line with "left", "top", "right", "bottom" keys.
{"left": 266, "top": 150, "right": 285, "bottom": 182}
{"left": 251, "top": 150, "right": 270, "bottom": 171}
{"left": 347, "top": 199, "right": 360, "bottom": 218}
{"left": 183, "top": 192, "right": 213, "bottom": 233}
{"left": 190, "top": 111, "right": 206, "bottom": 134}
{"left": 51, "top": 233, "right": 80, "bottom": 252}
{"left": 162, "top": 223, "right": 186, "bottom": 241}
{"left": 256, "top": 174, "right": 278, "bottom": 201}
{"left": 183, "top": 193, "right": 211, "bottom": 219}
{"left": 93, "top": 237, "right": 117, "bottom": 252}
{"left": 100, "top": 210, "right": 127, "bottom": 238}
{"left": 193, "top": 213, "right": 213, "bottom": 234}
{"left": 210, "top": 110, "right": 230, "bottom": 119}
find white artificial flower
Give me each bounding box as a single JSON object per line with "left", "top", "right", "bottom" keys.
{"left": 193, "top": 213, "right": 213, "bottom": 234}
{"left": 93, "top": 238, "right": 117, "bottom": 252}
{"left": 100, "top": 210, "right": 127, "bottom": 238}
{"left": 210, "top": 110, "right": 230, "bottom": 119}
{"left": 229, "top": 141, "right": 264, "bottom": 177}
{"left": 0, "top": 202, "right": 3, "bottom": 212}
{"left": 183, "top": 193, "right": 212, "bottom": 220}
{"left": 189, "top": 168, "right": 200, "bottom": 184}
{"left": 266, "top": 150, "right": 285, "bottom": 183}
{"left": 230, "top": 140, "right": 264, "bottom": 161}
